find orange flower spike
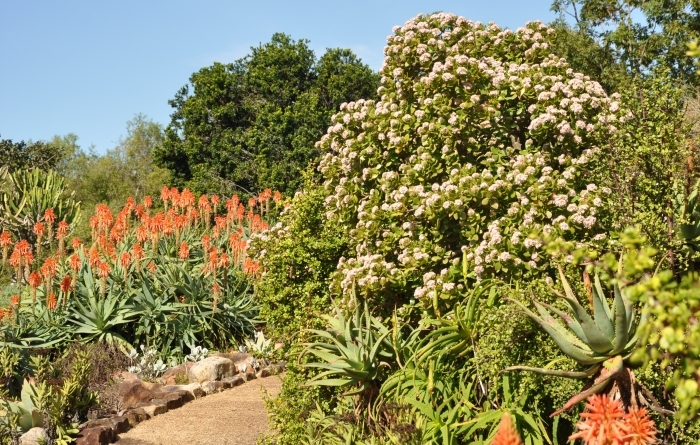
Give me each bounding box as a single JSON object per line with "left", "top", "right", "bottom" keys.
{"left": 43, "top": 208, "right": 57, "bottom": 225}
{"left": 569, "top": 395, "right": 627, "bottom": 445}
{"left": 0, "top": 231, "right": 12, "bottom": 264}
{"left": 60, "top": 274, "right": 73, "bottom": 293}
{"left": 622, "top": 408, "right": 657, "bottom": 445}
{"left": 273, "top": 190, "right": 282, "bottom": 203}
{"left": 160, "top": 186, "right": 170, "bottom": 203}
{"left": 28, "top": 271, "right": 41, "bottom": 289}
{"left": 57, "top": 221, "right": 69, "bottom": 238}
{"left": 69, "top": 253, "right": 82, "bottom": 271}
{"left": 144, "top": 195, "right": 153, "bottom": 209}
{"left": 33, "top": 222, "right": 45, "bottom": 238}
{"left": 119, "top": 252, "right": 131, "bottom": 269}
{"left": 10, "top": 295, "right": 20, "bottom": 306}
{"left": 28, "top": 271, "right": 41, "bottom": 305}
{"left": 146, "top": 260, "right": 157, "bottom": 273}
{"left": 181, "top": 188, "right": 195, "bottom": 208}
{"left": 97, "top": 261, "right": 110, "bottom": 278}
{"left": 492, "top": 413, "right": 523, "bottom": 445}
{"left": 125, "top": 196, "right": 136, "bottom": 211}
{"left": 247, "top": 197, "right": 256, "bottom": 209}
{"left": 211, "top": 194, "right": 220, "bottom": 214}
{"left": 132, "top": 244, "right": 144, "bottom": 260}
{"left": 178, "top": 242, "right": 190, "bottom": 260}
{"left": 71, "top": 237, "right": 82, "bottom": 250}
{"left": 219, "top": 253, "right": 230, "bottom": 269}
{"left": 46, "top": 292, "right": 57, "bottom": 310}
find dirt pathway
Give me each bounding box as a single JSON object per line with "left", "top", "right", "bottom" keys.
{"left": 114, "top": 376, "right": 282, "bottom": 445}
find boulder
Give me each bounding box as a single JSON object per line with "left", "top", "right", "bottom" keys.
{"left": 188, "top": 356, "right": 235, "bottom": 384}
{"left": 256, "top": 368, "right": 271, "bottom": 378}
{"left": 116, "top": 378, "right": 166, "bottom": 409}
{"left": 201, "top": 380, "right": 226, "bottom": 395}
{"left": 164, "top": 382, "right": 204, "bottom": 399}
{"left": 160, "top": 362, "right": 195, "bottom": 385}
{"left": 221, "top": 375, "right": 245, "bottom": 388}
{"left": 124, "top": 408, "right": 150, "bottom": 426}
{"left": 135, "top": 400, "right": 168, "bottom": 417}
{"left": 75, "top": 426, "right": 114, "bottom": 445}
{"left": 20, "top": 428, "right": 48, "bottom": 445}
{"left": 81, "top": 416, "right": 130, "bottom": 435}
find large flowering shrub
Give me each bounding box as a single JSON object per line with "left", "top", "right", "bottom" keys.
{"left": 317, "top": 13, "right": 623, "bottom": 305}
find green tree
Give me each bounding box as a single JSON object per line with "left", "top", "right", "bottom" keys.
{"left": 0, "top": 136, "right": 64, "bottom": 172}
{"left": 154, "top": 33, "right": 379, "bottom": 196}
{"left": 552, "top": 0, "right": 700, "bottom": 85}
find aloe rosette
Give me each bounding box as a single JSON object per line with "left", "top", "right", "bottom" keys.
{"left": 507, "top": 265, "right": 641, "bottom": 415}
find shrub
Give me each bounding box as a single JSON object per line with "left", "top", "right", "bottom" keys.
{"left": 317, "top": 13, "right": 622, "bottom": 313}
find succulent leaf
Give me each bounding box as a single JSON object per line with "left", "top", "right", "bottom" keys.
{"left": 592, "top": 274, "right": 614, "bottom": 340}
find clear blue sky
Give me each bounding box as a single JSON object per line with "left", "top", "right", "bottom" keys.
{"left": 0, "top": 1, "right": 558, "bottom": 154}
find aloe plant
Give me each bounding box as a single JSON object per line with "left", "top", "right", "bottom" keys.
{"left": 0, "top": 379, "right": 45, "bottom": 432}
{"left": 506, "top": 265, "right": 642, "bottom": 415}
{"left": 301, "top": 299, "right": 395, "bottom": 404}
{"left": 0, "top": 167, "right": 80, "bottom": 243}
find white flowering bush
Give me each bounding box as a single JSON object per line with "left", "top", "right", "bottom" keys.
{"left": 317, "top": 13, "right": 623, "bottom": 306}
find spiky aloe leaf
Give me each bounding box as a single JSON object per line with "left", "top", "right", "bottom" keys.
{"left": 610, "top": 283, "right": 630, "bottom": 355}
{"left": 504, "top": 364, "right": 600, "bottom": 379}
{"left": 539, "top": 300, "right": 587, "bottom": 343}
{"left": 592, "top": 274, "right": 614, "bottom": 339}
{"left": 510, "top": 298, "right": 602, "bottom": 365}
{"left": 556, "top": 266, "right": 613, "bottom": 354}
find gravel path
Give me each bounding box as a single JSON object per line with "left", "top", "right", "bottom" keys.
{"left": 114, "top": 376, "right": 282, "bottom": 445}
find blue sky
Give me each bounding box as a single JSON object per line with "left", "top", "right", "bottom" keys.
{"left": 0, "top": 1, "right": 558, "bottom": 153}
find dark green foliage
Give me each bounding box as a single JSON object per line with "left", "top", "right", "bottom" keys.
{"left": 250, "top": 175, "right": 349, "bottom": 345}
{"left": 154, "top": 34, "right": 379, "bottom": 196}
{"left": 596, "top": 70, "right": 696, "bottom": 273}
{"left": 552, "top": 0, "right": 700, "bottom": 85}
{"left": 0, "top": 136, "right": 65, "bottom": 173}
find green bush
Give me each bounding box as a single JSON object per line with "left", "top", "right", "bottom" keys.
{"left": 250, "top": 174, "right": 349, "bottom": 345}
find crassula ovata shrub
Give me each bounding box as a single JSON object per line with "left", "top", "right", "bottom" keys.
{"left": 317, "top": 13, "right": 625, "bottom": 308}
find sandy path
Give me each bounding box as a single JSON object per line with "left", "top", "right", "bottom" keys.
{"left": 114, "top": 376, "right": 282, "bottom": 445}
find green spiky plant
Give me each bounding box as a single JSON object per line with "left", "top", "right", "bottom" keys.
{"left": 0, "top": 167, "right": 81, "bottom": 243}
{"left": 506, "top": 265, "right": 644, "bottom": 416}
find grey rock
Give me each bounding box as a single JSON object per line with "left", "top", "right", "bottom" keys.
{"left": 188, "top": 356, "right": 235, "bottom": 384}
{"left": 20, "top": 428, "right": 48, "bottom": 445}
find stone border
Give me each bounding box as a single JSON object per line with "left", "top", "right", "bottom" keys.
{"left": 74, "top": 361, "right": 285, "bottom": 445}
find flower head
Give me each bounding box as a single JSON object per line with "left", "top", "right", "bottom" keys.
{"left": 569, "top": 395, "right": 630, "bottom": 445}
{"left": 492, "top": 413, "right": 523, "bottom": 445}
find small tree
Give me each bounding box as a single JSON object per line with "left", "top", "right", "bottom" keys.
{"left": 317, "top": 13, "right": 623, "bottom": 310}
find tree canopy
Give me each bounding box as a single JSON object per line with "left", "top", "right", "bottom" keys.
{"left": 551, "top": 0, "right": 700, "bottom": 87}
{"left": 154, "top": 33, "right": 379, "bottom": 195}
{"left": 0, "top": 136, "right": 65, "bottom": 172}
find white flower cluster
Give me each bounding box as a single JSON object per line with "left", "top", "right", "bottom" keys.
{"left": 316, "top": 13, "right": 619, "bottom": 306}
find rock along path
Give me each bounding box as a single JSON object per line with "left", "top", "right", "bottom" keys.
{"left": 114, "top": 375, "right": 282, "bottom": 445}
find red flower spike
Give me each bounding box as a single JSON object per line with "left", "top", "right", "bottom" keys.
{"left": 10, "top": 295, "right": 19, "bottom": 306}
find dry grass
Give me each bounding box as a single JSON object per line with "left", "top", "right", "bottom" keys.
{"left": 114, "top": 375, "right": 283, "bottom": 445}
